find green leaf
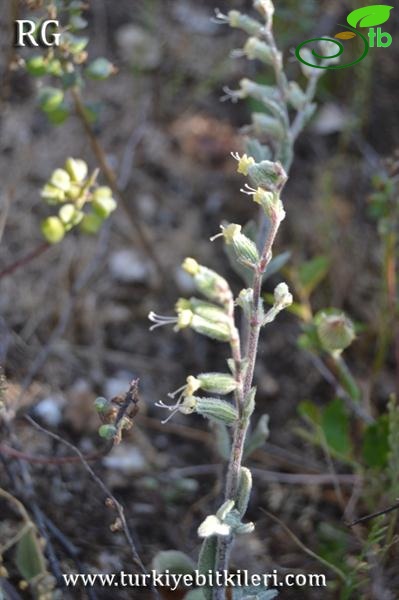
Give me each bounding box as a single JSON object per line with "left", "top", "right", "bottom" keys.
{"left": 347, "top": 5, "right": 393, "bottom": 28}
{"left": 213, "top": 422, "right": 231, "bottom": 461}
{"left": 244, "top": 414, "right": 270, "bottom": 458}
{"left": 321, "top": 398, "right": 352, "bottom": 457}
{"left": 80, "top": 212, "right": 104, "bottom": 234}
{"left": 152, "top": 550, "right": 195, "bottom": 575}
{"left": 15, "top": 528, "right": 46, "bottom": 582}
{"left": 26, "top": 55, "right": 47, "bottom": 77}
{"left": 85, "top": 58, "right": 115, "bottom": 80}
{"left": 297, "top": 255, "right": 330, "bottom": 297}
{"left": 362, "top": 415, "right": 389, "bottom": 468}
{"left": 198, "top": 537, "right": 217, "bottom": 600}
{"left": 47, "top": 103, "right": 70, "bottom": 125}
{"left": 38, "top": 86, "right": 64, "bottom": 113}
{"left": 298, "top": 400, "right": 321, "bottom": 426}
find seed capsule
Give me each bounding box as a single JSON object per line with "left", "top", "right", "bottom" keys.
{"left": 244, "top": 37, "right": 273, "bottom": 66}
{"left": 191, "top": 372, "right": 237, "bottom": 395}
{"left": 316, "top": 310, "right": 355, "bottom": 353}
{"left": 181, "top": 396, "right": 238, "bottom": 425}
{"left": 176, "top": 298, "right": 230, "bottom": 325}
{"left": 215, "top": 224, "right": 259, "bottom": 268}
{"left": 227, "top": 11, "right": 263, "bottom": 36}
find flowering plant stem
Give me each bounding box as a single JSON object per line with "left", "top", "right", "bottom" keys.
{"left": 215, "top": 213, "right": 281, "bottom": 599}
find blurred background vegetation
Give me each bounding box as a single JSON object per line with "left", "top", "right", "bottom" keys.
{"left": 1, "top": 0, "right": 399, "bottom": 598}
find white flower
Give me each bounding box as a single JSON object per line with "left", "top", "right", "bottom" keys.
{"left": 197, "top": 515, "right": 231, "bottom": 538}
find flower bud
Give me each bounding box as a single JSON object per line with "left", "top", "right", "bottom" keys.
{"left": 65, "top": 157, "right": 88, "bottom": 182}
{"left": 41, "top": 216, "right": 65, "bottom": 243}
{"left": 248, "top": 160, "right": 287, "bottom": 191}
{"left": 216, "top": 223, "right": 259, "bottom": 268}
{"left": 92, "top": 194, "right": 117, "bottom": 218}
{"left": 176, "top": 298, "right": 230, "bottom": 325}
{"left": 254, "top": 0, "right": 275, "bottom": 20}
{"left": 80, "top": 212, "right": 104, "bottom": 234}
{"left": 287, "top": 81, "right": 307, "bottom": 110}
{"left": 319, "top": 38, "right": 340, "bottom": 65}
{"left": 98, "top": 424, "right": 117, "bottom": 439}
{"left": 298, "top": 48, "right": 317, "bottom": 77}
{"left": 190, "top": 314, "right": 232, "bottom": 342}
{"left": 94, "top": 397, "right": 108, "bottom": 413}
{"left": 193, "top": 372, "right": 237, "bottom": 395}
{"left": 182, "top": 259, "right": 233, "bottom": 307}
{"left": 263, "top": 282, "right": 292, "bottom": 325}
{"left": 274, "top": 282, "right": 293, "bottom": 308}
{"left": 41, "top": 183, "right": 66, "bottom": 205}
{"left": 182, "top": 257, "right": 200, "bottom": 276}
{"left": 227, "top": 11, "right": 263, "bottom": 36}
{"left": 59, "top": 203, "right": 84, "bottom": 230}
{"left": 239, "top": 78, "right": 277, "bottom": 103}
{"left": 243, "top": 185, "right": 285, "bottom": 221}
{"left": 50, "top": 168, "right": 71, "bottom": 192}
{"left": 244, "top": 37, "right": 273, "bottom": 66}
{"left": 316, "top": 311, "right": 355, "bottom": 353}
{"left": 175, "top": 308, "right": 231, "bottom": 341}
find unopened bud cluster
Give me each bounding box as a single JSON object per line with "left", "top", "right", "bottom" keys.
{"left": 41, "top": 157, "right": 116, "bottom": 243}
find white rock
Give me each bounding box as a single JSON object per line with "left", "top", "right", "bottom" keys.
{"left": 34, "top": 396, "right": 64, "bottom": 427}
{"left": 312, "top": 103, "right": 348, "bottom": 135}
{"left": 115, "top": 24, "right": 161, "bottom": 70}
{"left": 104, "top": 445, "right": 147, "bottom": 474}
{"left": 109, "top": 249, "right": 151, "bottom": 283}
{"left": 174, "top": 266, "right": 196, "bottom": 294}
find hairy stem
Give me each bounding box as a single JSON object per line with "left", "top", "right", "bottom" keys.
{"left": 214, "top": 213, "right": 281, "bottom": 600}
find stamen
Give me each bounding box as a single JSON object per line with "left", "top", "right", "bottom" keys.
{"left": 155, "top": 400, "right": 183, "bottom": 424}
{"left": 148, "top": 312, "right": 177, "bottom": 331}
{"left": 210, "top": 227, "right": 224, "bottom": 242}
{"left": 211, "top": 8, "right": 229, "bottom": 23}
{"left": 220, "top": 86, "right": 241, "bottom": 103}
{"left": 240, "top": 183, "right": 257, "bottom": 196}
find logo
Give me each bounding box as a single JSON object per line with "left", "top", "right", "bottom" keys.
{"left": 296, "top": 4, "right": 393, "bottom": 70}
{"left": 14, "top": 19, "right": 61, "bottom": 48}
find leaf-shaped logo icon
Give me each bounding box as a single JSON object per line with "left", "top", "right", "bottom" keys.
{"left": 335, "top": 31, "right": 357, "bottom": 39}
{"left": 347, "top": 5, "right": 393, "bottom": 28}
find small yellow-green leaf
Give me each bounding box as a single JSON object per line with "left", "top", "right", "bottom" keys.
{"left": 38, "top": 86, "right": 64, "bottom": 113}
